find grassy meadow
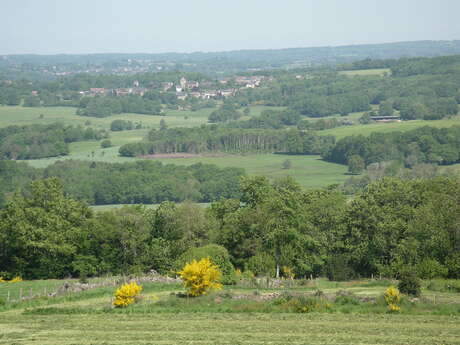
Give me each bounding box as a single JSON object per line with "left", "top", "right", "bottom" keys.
{"left": 320, "top": 115, "right": 460, "bottom": 139}
{"left": 338, "top": 68, "right": 391, "bottom": 76}
{"left": 0, "top": 278, "right": 459, "bottom": 345}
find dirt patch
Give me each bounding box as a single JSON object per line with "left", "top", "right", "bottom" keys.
{"left": 140, "top": 153, "right": 225, "bottom": 159}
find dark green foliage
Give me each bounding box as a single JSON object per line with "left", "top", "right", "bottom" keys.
{"left": 208, "top": 104, "right": 242, "bottom": 123}
{"left": 100, "top": 139, "right": 112, "bottom": 148}
{"left": 324, "top": 125, "right": 460, "bottom": 166}
{"left": 0, "top": 123, "right": 106, "bottom": 159}
{"left": 398, "top": 269, "right": 422, "bottom": 296}
{"left": 119, "top": 126, "right": 335, "bottom": 156}
{"left": 245, "top": 253, "right": 276, "bottom": 277}
{"left": 110, "top": 119, "right": 133, "bottom": 131}
{"left": 347, "top": 155, "right": 365, "bottom": 174}
{"left": 326, "top": 254, "right": 355, "bottom": 281}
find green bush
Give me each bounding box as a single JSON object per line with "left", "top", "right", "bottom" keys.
{"left": 176, "top": 244, "right": 236, "bottom": 285}
{"left": 245, "top": 253, "right": 275, "bottom": 277}
{"left": 325, "top": 254, "right": 355, "bottom": 281}
{"left": 398, "top": 269, "right": 421, "bottom": 297}
{"left": 100, "top": 139, "right": 112, "bottom": 148}
{"left": 416, "top": 259, "right": 448, "bottom": 279}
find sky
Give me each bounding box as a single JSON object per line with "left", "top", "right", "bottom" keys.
{"left": 1, "top": 0, "right": 460, "bottom": 55}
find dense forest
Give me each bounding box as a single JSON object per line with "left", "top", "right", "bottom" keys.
{"left": 0, "top": 176, "right": 458, "bottom": 281}
{"left": 0, "top": 123, "right": 107, "bottom": 159}
{"left": 0, "top": 160, "right": 244, "bottom": 206}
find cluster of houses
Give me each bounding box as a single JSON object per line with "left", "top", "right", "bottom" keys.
{"left": 78, "top": 75, "right": 268, "bottom": 101}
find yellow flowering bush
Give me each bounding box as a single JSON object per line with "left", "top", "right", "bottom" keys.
{"left": 113, "top": 281, "right": 142, "bottom": 308}
{"left": 282, "top": 266, "right": 295, "bottom": 279}
{"left": 0, "top": 277, "right": 5, "bottom": 283}
{"left": 179, "top": 258, "right": 222, "bottom": 297}
{"left": 384, "top": 286, "right": 401, "bottom": 312}
{"left": 9, "top": 276, "right": 23, "bottom": 283}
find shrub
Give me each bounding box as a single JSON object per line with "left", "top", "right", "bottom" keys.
{"left": 178, "top": 258, "right": 222, "bottom": 297}
{"left": 113, "top": 281, "right": 142, "bottom": 308}
{"left": 325, "top": 254, "right": 355, "bottom": 281}
{"left": 8, "top": 276, "right": 23, "bottom": 283}
{"left": 286, "top": 296, "right": 332, "bottom": 313}
{"left": 384, "top": 286, "right": 401, "bottom": 312}
{"left": 416, "top": 259, "right": 448, "bottom": 279}
{"left": 398, "top": 270, "right": 421, "bottom": 297}
{"left": 246, "top": 253, "right": 275, "bottom": 277}
{"left": 100, "top": 139, "right": 112, "bottom": 148}
{"left": 176, "top": 245, "right": 236, "bottom": 285}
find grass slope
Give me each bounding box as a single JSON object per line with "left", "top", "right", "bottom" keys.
{"left": 320, "top": 116, "right": 460, "bottom": 139}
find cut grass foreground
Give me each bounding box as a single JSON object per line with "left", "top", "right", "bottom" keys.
{"left": 1, "top": 313, "right": 459, "bottom": 345}
{"left": 1, "top": 278, "right": 459, "bottom": 344}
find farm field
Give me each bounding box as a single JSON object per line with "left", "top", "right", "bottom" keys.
{"left": 338, "top": 68, "right": 391, "bottom": 76}
{"left": 0, "top": 105, "right": 211, "bottom": 130}
{"left": 0, "top": 278, "right": 459, "bottom": 345}
{"left": 320, "top": 116, "right": 460, "bottom": 139}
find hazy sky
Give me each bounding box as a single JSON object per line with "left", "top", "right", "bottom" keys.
{"left": 2, "top": 0, "right": 460, "bottom": 54}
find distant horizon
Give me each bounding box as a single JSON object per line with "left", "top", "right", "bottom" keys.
{"left": 2, "top": 0, "right": 459, "bottom": 55}
{"left": 2, "top": 39, "right": 460, "bottom": 57}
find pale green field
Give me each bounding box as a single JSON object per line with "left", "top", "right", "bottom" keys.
{"left": 90, "top": 203, "right": 210, "bottom": 212}
{"left": 0, "top": 105, "right": 211, "bottom": 130}
{"left": 1, "top": 313, "right": 459, "bottom": 345}
{"left": 320, "top": 116, "right": 460, "bottom": 139}
{"left": 339, "top": 68, "right": 391, "bottom": 76}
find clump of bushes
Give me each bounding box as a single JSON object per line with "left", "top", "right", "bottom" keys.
{"left": 398, "top": 270, "right": 421, "bottom": 297}
{"left": 178, "top": 258, "right": 222, "bottom": 297}
{"left": 113, "top": 281, "right": 142, "bottom": 308}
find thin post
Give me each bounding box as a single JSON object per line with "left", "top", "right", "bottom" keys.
{"left": 7, "top": 291, "right": 10, "bottom": 302}
{"left": 19, "top": 288, "right": 22, "bottom": 300}
{"left": 29, "top": 288, "right": 33, "bottom": 298}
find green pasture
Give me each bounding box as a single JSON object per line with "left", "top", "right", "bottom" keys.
{"left": 320, "top": 116, "right": 460, "bottom": 139}
{"left": 339, "top": 68, "right": 391, "bottom": 76}
{"left": 90, "top": 203, "right": 210, "bottom": 212}
{"left": 0, "top": 278, "right": 459, "bottom": 345}
{"left": 0, "top": 105, "right": 210, "bottom": 130}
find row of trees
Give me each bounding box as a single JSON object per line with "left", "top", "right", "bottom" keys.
{"left": 118, "top": 126, "right": 335, "bottom": 156}
{"left": 0, "top": 160, "right": 244, "bottom": 206}
{"left": 0, "top": 123, "right": 107, "bottom": 159}
{"left": 324, "top": 125, "right": 460, "bottom": 167}
{"left": 1, "top": 175, "right": 458, "bottom": 280}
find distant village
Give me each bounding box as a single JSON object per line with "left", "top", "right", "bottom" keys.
{"left": 80, "top": 75, "right": 271, "bottom": 101}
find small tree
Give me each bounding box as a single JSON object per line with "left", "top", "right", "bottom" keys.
{"left": 179, "top": 258, "right": 222, "bottom": 296}
{"left": 100, "top": 139, "right": 112, "bottom": 148}
{"left": 348, "top": 155, "right": 365, "bottom": 174}
{"left": 398, "top": 269, "right": 421, "bottom": 297}
{"left": 282, "top": 159, "right": 292, "bottom": 170}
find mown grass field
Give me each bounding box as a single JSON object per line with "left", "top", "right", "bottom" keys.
{"left": 338, "top": 68, "right": 391, "bottom": 76}
{"left": 320, "top": 116, "right": 460, "bottom": 139}
{"left": 0, "top": 278, "right": 459, "bottom": 345}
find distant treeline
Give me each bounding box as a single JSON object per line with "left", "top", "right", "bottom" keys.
{"left": 0, "top": 123, "right": 107, "bottom": 159}
{"left": 118, "top": 127, "right": 335, "bottom": 156}
{"left": 324, "top": 125, "right": 460, "bottom": 166}
{"left": 1, "top": 175, "right": 459, "bottom": 281}
{"left": 76, "top": 95, "right": 163, "bottom": 117}
{"left": 0, "top": 160, "right": 244, "bottom": 206}
{"left": 229, "top": 55, "right": 460, "bottom": 119}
